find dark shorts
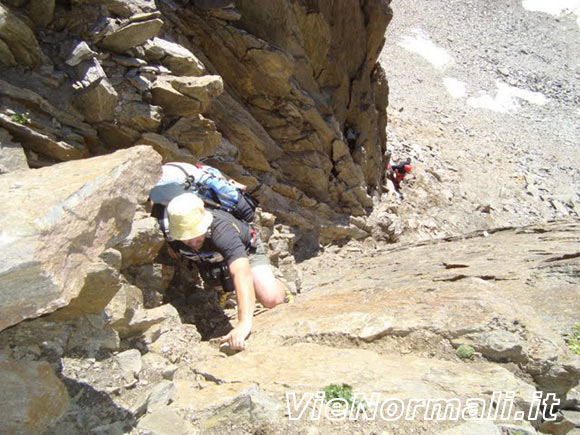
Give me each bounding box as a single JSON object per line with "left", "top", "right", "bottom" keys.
{"left": 248, "top": 238, "right": 270, "bottom": 268}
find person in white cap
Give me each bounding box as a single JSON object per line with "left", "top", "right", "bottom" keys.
{"left": 166, "top": 192, "right": 287, "bottom": 351}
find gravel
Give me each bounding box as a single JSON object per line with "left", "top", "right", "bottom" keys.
{"left": 377, "top": 0, "right": 580, "bottom": 241}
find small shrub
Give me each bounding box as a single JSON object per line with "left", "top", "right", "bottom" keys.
{"left": 10, "top": 112, "right": 30, "bottom": 125}
{"left": 323, "top": 383, "right": 354, "bottom": 405}
{"left": 323, "top": 383, "right": 368, "bottom": 411}
{"left": 567, "top": 323, "right": 580, "bottom": 355}
{"left": 456, "top": 344, "right": 475, "bottom": 359}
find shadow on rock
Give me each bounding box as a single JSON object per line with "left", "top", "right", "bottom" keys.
{"left": 163, "top": 257, "right": 233, "bottom": 341}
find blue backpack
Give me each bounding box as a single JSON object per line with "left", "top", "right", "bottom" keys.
{"left": 150, "top": 163, "right": 257, "bottom": 222}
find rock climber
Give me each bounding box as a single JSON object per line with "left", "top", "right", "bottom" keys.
{"left": 164, "top": 192, "right": 288, "bottom": 351}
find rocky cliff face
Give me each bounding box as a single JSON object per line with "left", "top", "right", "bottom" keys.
{"left": 0, "top": 1, "right": 394, "bottom": 431}
{"left": 0, "top": 0, "right": 392, "bottom": 251}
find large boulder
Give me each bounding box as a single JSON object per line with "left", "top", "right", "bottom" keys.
{"left": 286, "top": 221, "right": 580, "bottom": 398}
{"left": 0, "top": 360, "right": 69, "bottom": 434}
{"left": 0, "top": 146, "right": 161, "bottom": 332}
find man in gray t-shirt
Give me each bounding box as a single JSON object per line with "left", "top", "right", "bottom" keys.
{"left": 166, "top": 193, "right": 287, "bottom": 351}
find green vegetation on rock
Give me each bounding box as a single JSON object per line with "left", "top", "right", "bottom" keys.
{"left": 456, "top": 344, "right": 475, "bottom": 359}
{"left": 567, "top": 323, "right": 580, "bottom": 355}
{"left": 10, "top": 112, "right": 30, "bottom": 125}
{"left": 323, "top": 383, "right": 355, "bottom": 406}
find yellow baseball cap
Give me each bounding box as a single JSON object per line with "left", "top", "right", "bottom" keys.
{"left": 167, "top": 193, "right": 213, "bottom": 240}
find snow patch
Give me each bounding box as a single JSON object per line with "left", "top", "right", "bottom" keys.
{"left": 467, "top": 81, "right": 548, "bottom": 114}
{"left": 443, "top": 78, "right": 467, "bottom": 99}
{"left": 399, "top": 28, "right": 454, "bottom": 69}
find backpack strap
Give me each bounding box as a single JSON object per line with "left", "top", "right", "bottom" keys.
{"left": 165, "top": 163, "right": 196, "bottom": 190}
{"left": 165, "top": 163, "right": 190, "bottom": 177}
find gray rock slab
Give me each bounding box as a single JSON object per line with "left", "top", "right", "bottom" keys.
{"left": 137, "top": 408, "right": 196, "bottom": 435}
{"left": 0, "top": 360, "right": 69, "bottom": 434}
{"left": 0, "top": 146, "right": 161, "bottom": 331}
{"left": 100, "top": 19, "right": 164, "bottom": 54}
{"left": 0, "top": 128, "right": 28, "bottom": 173}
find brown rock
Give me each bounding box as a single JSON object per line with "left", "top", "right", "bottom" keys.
{"left": 27, "top": 0, "right": 56, "bottom": 27}
{"left": 0, "top": 128, "right": 28, "bottom": 173}
{"left": 0, "top": 78, "right": 98, "bottom": 146}
{"left": 142, "top": 37, "right": 207, "bottom": 76}
{"left": 126, "top": 263, "right": 174, "bottom": 308}
{"left": 65, "top": 314, "right": 121, "bottom": 354}
{"left": 48, "top": 254, "right": 121, "bottom": 320}
{"left": 194, "top": 342, "right": 536, "bottom": 415}
{"left": 100, "top": 18, "right": 164, "bottom": 53}
{"left": 98, "top": 122, "right": 141, "bottom": 150}
{"left": 169, "top": 75, "right": 224, "bottom": 111}
{"left": 276, "top": 152, "right": 331, "bottom": 201}
{"left": 0, "top": 4, "right": 43, "bottom": 66}
{"left": 319, "top": 221, "right": 369, "bottom": 245}
{"left": 208, "top": 92, "right": 279, "bottom": 172}
{"left": 151, "top": 75, "right": 222, "bottom": 117}
{"left": 193, "top": 0, "right": 235, "bottom": 8}
{"left": 0, "top": 146, "right": 161, "bottom": 331}
{"left": 144, "top": 324, "right": 202, "bottom": 363}
{"left": 117, "top": 101, "right": 162, "bottom": 131}
{"left": 105, "top": 0, "right": 158, "bottom": 18}
{"left": 66, "top": 41, "right": 97, "bottom": 67}
{"left": 0, "top": 360, "right": 69, "bottom": 434}
{"left": 0, "top": 113, "right": 89, "bottom": 161}
{"left": 105, "top": 282, "right": 144, "bottom": 336}
{"left": 207, "top": 7, "right": 241, "bottom": 21}
{"left": 166, "top": 115, "right": 221, "bottom": 158}
{"left": 0, "top": 38, "right": 16, "bottom": 66}
{"left": 179, "top": 0, "right": 391, "bottom": 216}
{"left": 135, "top": 132, "right": 194, "bottom": 163}
{"left": 136, "top": 408, "right": 195, "bottom": 435}
{"left": 173, "top": 381, "right": 256, "bottom": 414}
{"left": 115, "top": 302, "right": 181, "bottom": 338}
{"left": 291, "top": 220, "right": 580, "bottom": 397}
{"left": 150, "top": 77, "right": 202, "bottom": 116}
{"left": 115, "top": 216, "right": 165, "bottom": 269}
{"left": 73, "top": 77, "right": 119, "bottom": 123}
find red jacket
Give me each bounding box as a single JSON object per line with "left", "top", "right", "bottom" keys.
{"left": 387, "top": 163, "right": 411, "bottom": 188}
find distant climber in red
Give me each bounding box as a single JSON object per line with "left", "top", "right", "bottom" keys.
{"left": 387, "top": 158, "right": 412, "bottom": 199}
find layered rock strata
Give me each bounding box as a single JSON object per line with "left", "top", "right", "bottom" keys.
{"left": 0, "top": 0, "right": 392, "bottom": 249}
